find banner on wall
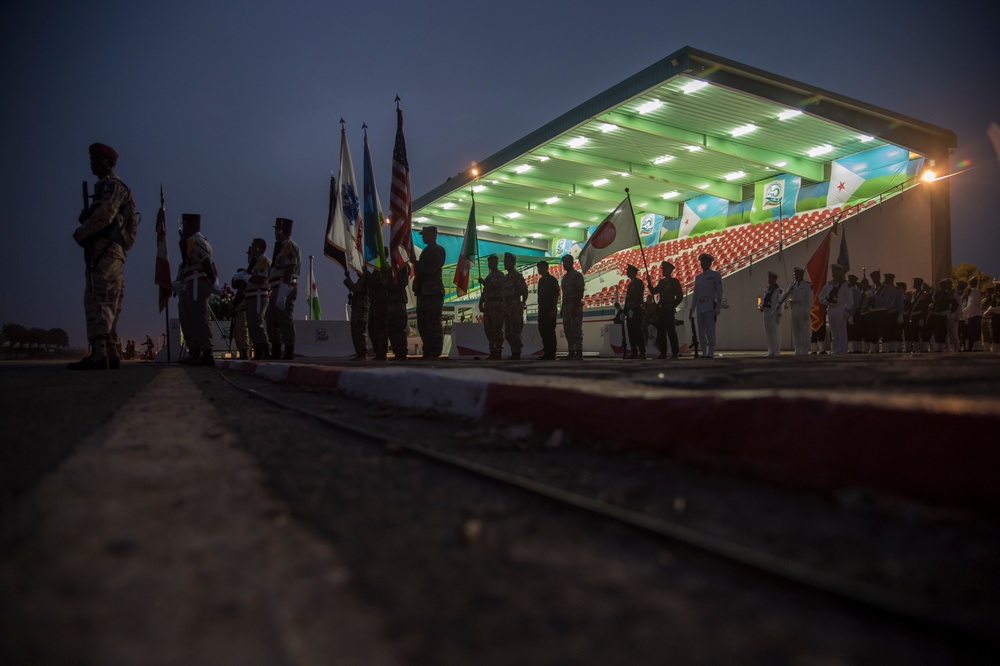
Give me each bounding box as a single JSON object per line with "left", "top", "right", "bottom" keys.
{"left": 826, "top": 145, "right": 912, "bottom": 208}
{"left": 752, "top": 174, "right": 801, "bottom": 223}
{"left": 678, "top": 195, "right": 729, "bottom": 239}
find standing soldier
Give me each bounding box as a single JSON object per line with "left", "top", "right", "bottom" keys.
{"left": 368, "top": 266, "right": 390, "bottom": 361}
{"left": 881, "top": 273, "right": 903, "bottom": 352}
{"left": 267, "top": 217, "right": 300, "bottom": 360}
{"left": 413, "top": 226, "right": 445, "bottom": 359}
{"left": 560, "top": 254, "right": 585, "bottom": 360}
{"left": 535, "top": 260, "right": 559, "bottom": 360}
{"left": 759, "top": 271, "right": 783, "bottom": 357}
{"left": 175, "top": 214, "right": 220, "bottom": 366}
{"left": 779, "top": 266, "right": 812, "bottom": 356}
{"left": 867, "top": 270, "right": 885, "bottom": 351}
{"left": 908, "top": 278, "right": 930, "bottom": 353}
{"left": 689, "top": 253, "right": 723, "bottom": 358}
{"left": 478, "top": 254, "right": 504, "bottom": 360}
{"left": 649, "top": 260, "right": 683, "bottom": 359}
{"left": 387, "top": 264, "right": 411, "bottom": 361}
{"left": 344, "top": 269, "right": 370, "bottom": 360}
{"left": 501, "top": 252, "right": 528, "bottom": 360}
{"left": 846, "top": 274, "right": 862, "bottom": 352}
{"left": 641, "top": 295, "right": 658, "bottom": 347}
{"left": 623, "top": 264, "right": 646, "bottom": 359}
{"left": 820, "top": 263, "right": 854, "bottom": 355}
{"left": 233, "top": 238, "right": 271, "bottom": 360}
{"left": 69, "top": 143, "right": 136, "bottom": 370}
{"left": 230, "top": 267, "right": 249, "bottom": 359}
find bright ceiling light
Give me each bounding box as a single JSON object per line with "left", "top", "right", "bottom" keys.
{"left": 508, "top": 212, "right": 521, "bottom": 218}
{"left": 807, "top": 144, "right": 834, "bottom": 157}
{"left": 681, "top": 80, "right": 708, "bottom": 94}
{"left": 775, "top": 161, "right": 787, "bottom": 167}
{"left": 538, "top": 155, "right": 550, "bottom": 161}
{"left": 598, "top": 123, "right": 618, "bottom": 132}
{"left": 686, "top": 145, "right": 702, "bottom": 152}
{"left": 698, "top": 184, "right": 710, "bottom": 189}
{"left": 441, "top": 202, "right": 455, "bottom": 209}
{"left": 567, "top": 137, "right": 588, "bottom": 148}
{"left": 477, "top": 225, "right": 489, "bottom": 231}
{"left": 472, "top": 185, "right": 486, "bottom": 192}
{"left": 724, "top": 170, "right": 746, "bottom": 181}
{"left": 637, "top": 99, "right": 662, "bottom": 114}
{"left": 544, "top": 196, "right": 560, "bottom": 204}
{"left": 777, "top": 109, "right": 802, "bottom": 121}
{"left": 531, "top": 233, "right": 543, "bottom": 238}
{"left": 653, "top": 154, "right": 674, "bottom": 165}
{"left": 730, "top": 124, "right": 757, "bottom": 137}
{"left": 858, "top": 134, "right": 875, "bottom": 142}
{"left": 661, "top": 191, "right": 679, "bottom": 199}
{"left": 415, "top": 217, "right": 429, "bottom": 223}
{"left": 513, "top": 165, "right": 531, "bottom": 174}
{"left": 566, "top": 221, "right": 581, "bottom": 227}
{"left": 619, "top": 172, "right": 630, "bottom": 177}
{"left": 592, "top": 178, "right": 609, "bottom": 186}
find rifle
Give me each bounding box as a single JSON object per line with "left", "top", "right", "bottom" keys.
{"left": 80, "top": 180, "right": 95, "bottom": 270}
{"left": 689, "top": 313, "right": 700, "bottom": 358}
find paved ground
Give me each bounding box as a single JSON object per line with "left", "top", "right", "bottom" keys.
{"left": 1, "top": 355, "right": 997, "bottom": 665}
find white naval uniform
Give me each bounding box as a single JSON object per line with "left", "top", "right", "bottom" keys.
{"left": 689, "top": 268, "right": 723, "bottom": 357}
{"left": 819, "top": 278, "right": 854, "bottom": 355}
{"left": 780, "top": 279, "right": 813, "bottom": 356}
{"left": 759, "top": 283, "right": 783, "bottom": 356}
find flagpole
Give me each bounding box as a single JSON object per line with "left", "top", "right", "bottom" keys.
{"left": 472, "top": 190, "right": 482, "bottom": 285}
{"left": 625, "top": 188, "right": 652, "bottom": 279}
{"left": 308, "top": 255, "right": 314, "bottom": 320}
{"left": 165, "top": 299, "right": 171, "bottom": 363}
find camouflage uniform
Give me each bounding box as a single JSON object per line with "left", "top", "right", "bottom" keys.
{"left": 387, "top": 266, "right": 411, "bottom": 360}
{"left": 368, "top": 268, "right": 390, "bottom": 360}
{"left": 267, "top": 233, "right": 301, "bottom": 358}
{"left": 560, "top": 263, "right": 585, "bottom": 358}
{"left": 232, "top": 298, "right": 249, "bottom": 358}
{"left": 74, "top": 170, "right": 130, "bottom": 363}
{"left": 345, "top": 271, "right": 370, "bottom": 358}
{"left": 480, "top": 266, "right": 505, "bottom": 359}
{"left": 501, "top": 268, "right": 528, "bottom": 358}
{"left": 244, "top": 253, "right": 271, "bottom": 357}
{"left": 177, "top": 231, "right": 217, "bottom": 357}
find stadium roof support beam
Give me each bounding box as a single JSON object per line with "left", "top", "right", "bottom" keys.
{"left": 420, "top": 206, "right": 586, "bottom": 241}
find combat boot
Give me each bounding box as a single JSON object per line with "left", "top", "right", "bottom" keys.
{"left": 282, "top": 347, "right": 294, "bottom": 360}
{"left": 271, "top": 343, "right": 281, "bottom": 359}
{"left": 67, "top": 353, "right": 109, "bottom": 371}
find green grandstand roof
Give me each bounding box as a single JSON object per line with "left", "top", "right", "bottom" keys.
{"left": 412, "top": 46, "right": 955, "bottom": 248}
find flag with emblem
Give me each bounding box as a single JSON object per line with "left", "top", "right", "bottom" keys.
{"left": 578, "top": 194, "right": 639, "bottom": 274}
{"left": 805, "top": 230, "right": 833, "bottom": 331}
{"left": 324, "top": 124, "right": 365, "bottom": 274}
{"left": 306, "top": 256, "right": 322, "bottom": 320}
{"left": 362, "top": 126, "right": 388, "bottom": 270}
{"left": 826, "top": 160, "right": 866, "bottom": 208}
{"left": 454, "top": 196, "right": 478, "bottom": 297}
{"left": 154, "top": 184, "right": 172, "bottom": 312}
{"left": 389, "top": 102, "right": 414, "bottom": 272}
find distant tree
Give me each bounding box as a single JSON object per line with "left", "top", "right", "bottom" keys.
{"left": 2, "top": 322, "right": 27, "bottom": 346}
{"left": 952, "top": 263, "right": 994, "bottom": 289}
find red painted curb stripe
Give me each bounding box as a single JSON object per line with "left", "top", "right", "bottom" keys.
{"left": 483, "top": 383, "right": 1000, "bottom": 509}
{"left": 285, "top": 364, "right": 343, "bottom": 387}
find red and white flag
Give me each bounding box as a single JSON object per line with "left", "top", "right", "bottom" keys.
{"left": 389, "top": 103, "right": 414, "bottom": 272}
{"left": 804, "top": 230, "right": 833, "bottom": 332}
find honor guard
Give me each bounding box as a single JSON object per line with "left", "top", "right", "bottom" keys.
{"left": 232, "top": 238, "right": 271, "bottom": 359}
{"left": 413, "top": 226, "right": 445, "bottom": 359}
{"left": 501, "top": 252, "right": 528, "bottom": 360}
{"left": 267, "top": 217, "right": 301, "bottom": 360}
{"left": 478, "top": 254, "right": 505, "bottom": 360}
{"left": 387, "top": 264, "right": 411, "bottom": 360}
{"left": 778, "top": 267, "right": 812, "bottom": 356}
{"left": 689, "top": 253, "right": 723, "bottom": 358}
{"left": 535, "top": 261, "right": 560, "bottom": 360}
{"left": 623, "top": 264, "right": 646, "bottom": 359}
{"left": 819, "top": 263, "right": 854, "bottom": 355}
{"left": 559, "top": 254, "right": 585, "bottom": 360}
{"left": 69, "top": 143, "right": 136, "bottom": 370}
{"left": 650, "top": 260, "right": 683, "bottom": 359}
{"left": 175, "top": 213, "right": 221, "bottom": 366}
{"left": 344, "top": 269, "right": 370, "bottom": 360}
{"left": 759, "top": 271, "right": 783, "bottom": 356}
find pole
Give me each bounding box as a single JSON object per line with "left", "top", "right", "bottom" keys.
{"left": 308, "top": 255, "right": 315, "bottom": 320}
{"left": 625, "top": 188, "right": 652, "bottom": 278}
{"left": 165, "top": 299, "right": 171, "bottom": 363}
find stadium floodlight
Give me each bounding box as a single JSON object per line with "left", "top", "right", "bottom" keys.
{"left": 681, "top": 80, "right": 709, "bottom": 94}
{"left": 592, "top": 178, "right": 609, "bottom": 186}
{"left": 730, "top": 124, "right": 757, "bottom": 137}
{"left": 661, "top": 191, "right": 680, "bottom": 199}
{"left": 567, "top": 137, "right": 588, "bottom": 148}
{"left": 777, "top": 109, "right": 802, "bottom": 121}
{"left": 858, "top": 135, "right": 875, "bottom": 142}
{"left": 807, "top": 144, "right": 834, "bottom": 157}
{"left": 513, "top": 164, "right": 531, "bottom": 174}
{"left": 508, "top": 212, "right": 521, "bottom": 218}
{"left": 472, "top": 185, "right": 486, "bottom": 192}
{"left": 637, "top": 99, "right": 662, "bottom": 114}
{"left": 545, "top": 197, "right": 560, "bottom": 204}
{"left": 477, "top": 225, "right": 489, "bottom": 231}
{"left": 653, "top": 154, "right": 674, "bottom": 165}
{"left": 598, "top": 123, "right": 618, "bottom": 132}
{"left": 441, "top": 202, "right": 455, "bottom": 209}
{"left": 724, "top": 170, "right": 747, "bottom": 181}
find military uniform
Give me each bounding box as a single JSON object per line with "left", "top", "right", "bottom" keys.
{"left": 819, "top": 265, "right": 854, "bottom": 355}
{"left": 267, "top": 218, "right": 301, "bottom": 359}
{"left": 759, "top": 273, "right": 783, "bottom": 356}
{"left": 368, "top": 268, "right": 390, "bottom": 360}
{"left": 241, "top": 249, "right": 271, "bottom": 359}
{"left": 387, "top": 265, "right": 411, "bottom": 360}
{"left": 623, "top": 266, "right": 646, "bottom": 358}
{"left": 414, "top": 227, "right": 445, "bottom": 359}
{"left": 651, "top": 262, "right": 683, "bottom": 359}
{"left": 176, "top": 214, "right": 218, "bottom": 365}
{"left": 501, "top": 254, "right": 528, "bottom": 359}
{"left": 344, "top": 271, "right": 370, "bottom": 359}
{"left": 479, "top": 259, "right": 505, "bottom": 360}
{"left": 536, "top": 263, "right": 560, "bottom": 360}
{"left": 69, "top": 143, "right": 133, "bottom": 370}
{"left": 779, "top": 270, "right": 812, "bottom": 356}
{"left": 689, "top": 254, "right": 723, "bottom": 358}
{"left": 560, "top": 258, "right": 585, "bottom": 359}
{"left": 231, "top": 272, "right": 250, "bottom": 359}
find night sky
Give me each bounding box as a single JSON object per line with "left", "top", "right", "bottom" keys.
{"left": 1, "top": 0, "right": 997, "bottom": 348}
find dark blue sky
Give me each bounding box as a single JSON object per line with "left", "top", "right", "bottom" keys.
{"left": 1, "top": 0, "right": 997, "bottom": 347}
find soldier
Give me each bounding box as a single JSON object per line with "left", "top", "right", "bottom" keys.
{"left": 867, "top": 270, "right": 886, "bottom": 351}
{"left": 948, "top": 280, "right": 966, "bottom": 352}
{"left": 623, "top": 264, "right": 646, "bottom": 359}
{"left": 641, "top": 294, "right": 658, "bottom": 347}
{"left": 560, "top": 254, "right": 585, "bottom": 360}
{"left": 344, "top": 269, "right": 370, "bottom": 360}
{"left": 856, "top": 278, "right": 876, "bottom": 353}
{"left": 819, "top": 263, "right": 854, "bottom": 355}
{"left": 649, "top": 260, "right": 683, "bottom": 359}
{"left": 387, "top": 264, "right": 411, "bottom": 360}
{"left": 230, "top": 267, "right": 250, "bottom": 359}
{"left": 882, "top": 273, "right": 903, "bottom": 352}
{"left": 267, "top": 217, "right": 301, "bottom": 360}
{"left": 962, "top": 276, "right": 983, "bottom": 351}
{"left": 368, "top": 265, "right": 390, "bottom": 361}
{"left": 501, "top": 252, "right": 528, "bottom": 360}
{"left": 927, "top": 279, "right": 958, "bottom": 351}
{"left": 535, "top": 260, "right": 559, "bottom": 360}
{"left": 759, "top": 271, "right": 783, "bottom": 357}
{"left": 69, "top": 142, "right": 136, "bottom": 371}
{"left": 908, "top": 278, "right": 930, "bottom": 353}
{"left": 688, "top": 253, "right": 723, "bottom": 358}
{"left": 478, "top": 254, "right": 504, "bottom": 360}
{"left": 175, "top": 213, "right": 220, "bottom": 366}
{"left": 778, "top": 266, "right": 812, "bottom": 356}
{"left": 233, "top": 238, "right": 271, "bottom": 360}
{"left": 413, "top": 226, "right": 445, "bottom": 359}
{"left": 846, "top": 274, "right": 862, "bottom": 352}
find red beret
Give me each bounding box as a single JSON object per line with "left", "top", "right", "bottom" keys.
{"left": 89, "top": 142, "right": 119, "bottom": 162}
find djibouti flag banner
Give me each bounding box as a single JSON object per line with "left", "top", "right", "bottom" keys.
{"left": 307, "top": 256, "right": 321, "bottom": 320}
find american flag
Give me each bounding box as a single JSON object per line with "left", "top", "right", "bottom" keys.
{"left": 154, "top": 185, "right": 172, "bottom": 312}
{"left": 389, "top": 104, "right": 414, "bottom": 271}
